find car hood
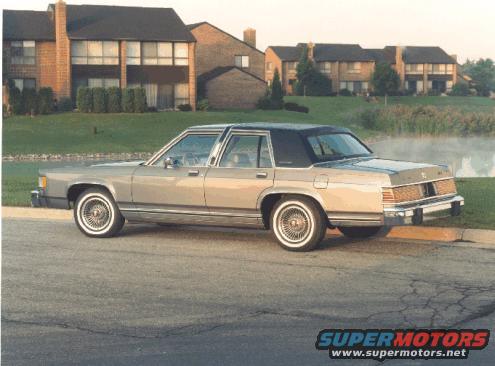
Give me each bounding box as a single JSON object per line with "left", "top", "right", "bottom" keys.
{"left": 318, "top": 157, "right": 452, "bottom": 185}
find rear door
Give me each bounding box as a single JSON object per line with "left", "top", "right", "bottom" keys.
{"left": 204, "top": 131, "right": 275, "bottom": 215}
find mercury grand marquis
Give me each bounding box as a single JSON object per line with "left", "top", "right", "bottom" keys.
{"left": 32, "top": 123, "right": 464, "bottom": 251}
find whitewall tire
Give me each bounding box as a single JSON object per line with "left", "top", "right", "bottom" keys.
{"left": 270, "top": 196, "right": 327, "bottom": 252}
{"left": 74, "top": 188, "right": 124, "bottom": 238}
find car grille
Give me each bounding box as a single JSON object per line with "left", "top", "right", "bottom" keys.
{"left": 383, "top": 179, "right": 456, "bottom": 203}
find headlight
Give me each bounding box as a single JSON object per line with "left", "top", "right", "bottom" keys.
{"left": 38, "top": 176, "right": 47, "bottom": 189}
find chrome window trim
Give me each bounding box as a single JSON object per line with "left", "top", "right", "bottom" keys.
{"left": 145, "top": 128, "right": 225, "bottom": 167}
{"left": 214, "top": 129, "right": 276, "bottom": 169}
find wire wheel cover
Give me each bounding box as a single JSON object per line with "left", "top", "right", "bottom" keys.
{"left": 81, "top": 197, "right": 112, "bottom": 231}
{"left": 278, "top": 205, "right": 312, "bottom": 243}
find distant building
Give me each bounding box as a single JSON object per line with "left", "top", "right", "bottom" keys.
{"left": 188, "top": 22, "right": 266, "bottom": 109}
{"left": 3, "top": 1, "right": 197, "bottom": 110}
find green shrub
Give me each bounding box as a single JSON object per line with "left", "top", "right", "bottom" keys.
{"left": 133, "top": 88, "right": 147, "bottom": 113}
{"left": 427, "top": 89, "right": 441, "bottom": 96}
{"left": 77, "top": 87, "right": 92, "bottom": 113}
{"left": 284, "top": 102, "right": 309, "bottom": 113}
{"left": 121, "top": 88, "right": 135, "bottom": 113}
{"left": 449, "top": 83, "right": 470, "bottom": 96}
{"left": 178, "top": 104, "right": 192, "bottom": 112}
{"left": 21, "top": 88, "right": 38, "bottom": 115}
{"left": 8, "top": 87, "right": 23, "bottom": 115}
{"left": 197, "top": 99, "right": 210, "bottom": 111}
{"left": 92, "top": 87, "right": 107, "bottom": 113}
{"left": 107, "top": 87, "right": 122, "bottom": 113}
{"left": 58, "top": 97, "right": 73, "bottom": 112}
{"left": 38, "top": 87, "right": 54, "bottom": 114}
{"left": 339, "top": 89, "right": 352, "bottom": 96}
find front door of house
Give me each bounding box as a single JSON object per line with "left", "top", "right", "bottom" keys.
{"left": 157, "top": 84, "right": 173, "bottom": 110}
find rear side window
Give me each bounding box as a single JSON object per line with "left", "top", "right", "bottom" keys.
{"left": 219, "top": 135, "right": 272, "bottom": 168}
{"left": 270, "top": 130, "right": 313, "bottom": 168}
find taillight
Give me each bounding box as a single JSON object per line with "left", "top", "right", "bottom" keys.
{"left": 382, "top": 188, "right": 395, "bottom": 203}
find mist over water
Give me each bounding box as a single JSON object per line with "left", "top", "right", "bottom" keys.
{"left": 370, "top": 137, "right": 495, "bottom": 178}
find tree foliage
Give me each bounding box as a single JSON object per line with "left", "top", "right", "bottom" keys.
{"left": 270, "top": 68, "right": 284, "bottom": 109}
{"left": 371, "top": 62, "right": 400, "bottom": 96}
{"left": 295, "top": 45, "right": 332, "bottom": 96}
{"left": 463, "top": 58, "right": 495, "bottom": 96}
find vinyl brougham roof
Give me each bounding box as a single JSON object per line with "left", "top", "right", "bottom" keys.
{"left": 3, "top": 5, "right": 195, "bottom": 42}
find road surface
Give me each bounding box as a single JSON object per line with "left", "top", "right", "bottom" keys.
{"left": 2, "top": 219, "right": 494, "bottom": 365}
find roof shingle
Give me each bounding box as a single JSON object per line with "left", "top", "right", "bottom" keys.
{"left": 3, "top": 10, "right": 55, "bottom": 40}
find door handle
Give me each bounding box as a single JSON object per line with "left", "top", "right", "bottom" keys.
{"left": 256, "top": 172, "right": 268, "bottom": 179}
{"left": 188, "top": 170, "right": 200, "bottom": 176}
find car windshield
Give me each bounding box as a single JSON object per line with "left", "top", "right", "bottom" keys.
{"left": 306, "top": 133, "right": 371, "bottom": 162}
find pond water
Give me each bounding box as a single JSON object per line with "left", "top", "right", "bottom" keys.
{"left": 3, "top": 137, "right": 495, "bottom": 179}
{"left": 370, "top": 137, "right": 495, "bottom": 178}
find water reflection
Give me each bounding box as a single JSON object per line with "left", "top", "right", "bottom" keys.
{"left": 370, "top": 137, "right": 495, "bottom": 178}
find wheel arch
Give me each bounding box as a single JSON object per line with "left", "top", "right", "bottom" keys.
{"left": 258, "top": 189, "right": 329, "bottom": 229}
{"left": 67, "top": 182, "right": 116, "bottom": 205}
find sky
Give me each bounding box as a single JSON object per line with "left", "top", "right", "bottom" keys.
{"left": 3, "top": 0, "right": 494, "bottom": 63}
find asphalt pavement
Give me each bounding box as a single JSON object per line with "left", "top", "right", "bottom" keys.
{"left": 2, "top": 219, "right": 494, "bottom": 365}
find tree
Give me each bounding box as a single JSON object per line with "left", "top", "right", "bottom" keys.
{"left": 270, "top": 68, "right": 284, "bottom": 109}
{"left": 463, "top": 58, "right": 495, "bottom": 96}
{"left": 371, "top": 62, "right": 400, "bottom": 96}
{"left": 295, "top": 45, "right": 332, "bottom": 96}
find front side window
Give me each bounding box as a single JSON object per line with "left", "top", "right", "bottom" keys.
{"left": 154, "top": 134, "right": 219, "bottom": 167}
{"left": 11, "top": 40, "right": 35, "bottom": 65}
{"left": 235, "top": 55, "right": 249, "bottom": 68}
{"left": 306, "top": 133, "right": 371, "bottom": 162}
{"left": 71, "top": 41, "right": 119, "bottom": 65}
{"left": 220, "top": 135, "right": 272, "bottom": 168}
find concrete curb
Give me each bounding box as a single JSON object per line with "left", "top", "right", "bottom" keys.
{"left": 2, "top": 206, "right": 494, "bottom": 245}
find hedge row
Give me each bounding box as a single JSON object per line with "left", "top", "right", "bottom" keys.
{"left": 356, "top": 105, "right": 495, "bottom": 136}
{"left": 7, "top": 86, "right": 69, "bottom": 115}
{"left": 76, "top": 87, "right": 147, "bottom": 113}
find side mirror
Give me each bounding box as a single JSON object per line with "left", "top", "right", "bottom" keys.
{"left": 163, "top": 157, "right": 177, "bottom": 169}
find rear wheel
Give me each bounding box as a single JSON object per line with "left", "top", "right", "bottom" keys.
{"left": 270, "top": 196, "right": 327, "bottom": 252}
{"left": 74, "top": 188, "right": 124, "bottom": 237}
{"left": 337, "top": 226, "right": 383, "bottom": 238}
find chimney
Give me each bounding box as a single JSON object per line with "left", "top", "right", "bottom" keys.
{"left": 243, "top": 28, "right": 256, "bottom": 48}
{"left": 55, "top": 0, "right": 71, "bottom": 98}
{"left": 450, "top": 54, "right": 458, "bottom": 62}
{"left": 395, "top": 46, "right": 405, "bottom": 90}
{"left": 307, "top": 42, "right": 315, "bottom": 60}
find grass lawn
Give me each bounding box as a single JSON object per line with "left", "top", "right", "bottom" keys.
{"left": 3, "top": 96, "right": 494, "bottom": 155}
{"left": 2, "top": 161, "right": 493, "bottom": 230}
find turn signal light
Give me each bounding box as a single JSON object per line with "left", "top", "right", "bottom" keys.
{"left": 38, "top": 176, "right": 47, "bottom": 189}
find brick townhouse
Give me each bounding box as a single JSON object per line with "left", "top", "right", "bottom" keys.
{"left": 187, "top": 22, "right": 266, "bottom": 109}
{"left": 267, "top": 42, "right": 461, "bottom": 95}
{"left": 266, "top": 43, "right": 375, "bottom": 95}
{"left": 367, "top": 46, "right": 458, "bottom": 94}
{"left": 3, "top": 1, "right": 197, "bottom": 110}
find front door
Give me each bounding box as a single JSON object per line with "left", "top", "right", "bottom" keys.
{"left": 204, "top": 132, "right": 275, "bottom": 217}
{"left": 131, "top": 133, "right": 220, "bottom": 219}
{"left": 157, "top": 84, "right": 174, "bottom": 110}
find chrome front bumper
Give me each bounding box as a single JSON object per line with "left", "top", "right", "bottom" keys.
{"left": 31, "top": 189, "right": 47, "bottom": 207}
{"left": 31, "top": 189, "right": 69, "bottom": 209}
{"left": 383, "top": 195, "right": 464, "bottom": 225}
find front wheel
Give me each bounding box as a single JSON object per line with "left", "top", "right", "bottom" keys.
{"left": 337, "top": 226, "right": 385, "bottom": 239}
{"left": 74, "top": 188, "right": 124, "bottom": 237}
{"left": 270, "top": 196, "right": 327, "bottom": 252}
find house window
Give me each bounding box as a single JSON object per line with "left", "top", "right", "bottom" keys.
{"left": 174, "top": 43, "right": 189, "bottom": 65}
{"left": 12, "top": 78, "right": 36, "bottom": 91}
{"left": 126, "top": 42, "right": 141, "bottom": 65}
{"left": 88, "top": 78, "right": 120, "bottom": 88}
{"left": 266, "top": 62, "right": 273, "bottom": 71}
{"left": 347, "top": 62, "right": 361, "bottom": 73}
{"left": 11, "top": 41, "right": 35, "bottom": 65}
{"left": 430, "top": 64, "right": 446, "bottom": 74}
{"left": 235, "top": 55, "right": 249, "bottom": 68}
{"left": 319, "top": 62, "right": 331, "bottom": 74}
{"left": 174, "top": 83, "right": 189, "bottom": 107}
{"left": 446, "top": 64, "right": 454, "bottom": 73}
{"left": 71, "top": 41, "right": 119, "bottom": 65}
{"left": 287, "top": 62, "right": 298, "bottom": 71}
{"left": 405, "top": 64, "right": 423, "bottom": 74}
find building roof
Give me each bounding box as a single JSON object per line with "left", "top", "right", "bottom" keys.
{"left": 366, "top": 48, "right": 395, "bottom": 64}
{"left": 3, "top": 10, "right": 55, "bottom": 40}
{"left": 401, "top": 46, "right": 456, "bottom": 64}
{"left": 268, "top": 46, "right": 302, "bottom": 61}
{"left": 187, "top": 21, "right": 263, "bottom": 54}
{"left": 198, "top": 66, "right": 266, "bottom": 84}
{"left": 311, "top": 43, "right": 375, "bottom": 62}
{"left": 59, "top": 4, "right": 195, "bottom": 41}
